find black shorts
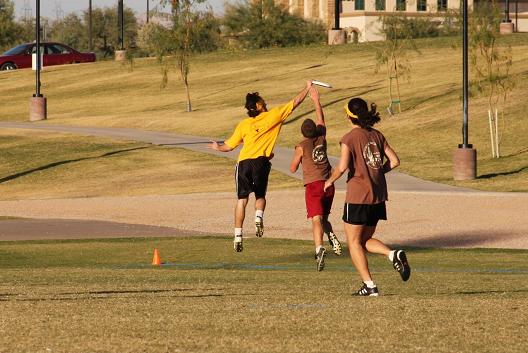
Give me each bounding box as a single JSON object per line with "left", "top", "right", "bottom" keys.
{"left": 235, "top": 157, "right": 271, "bottom": 199}
{"left": 342, "top": 202, "right": 387, "bottom": 226}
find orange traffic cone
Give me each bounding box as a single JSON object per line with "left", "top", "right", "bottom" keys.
{"left": 152, "top": 248, "right": 161, "bottom": 266}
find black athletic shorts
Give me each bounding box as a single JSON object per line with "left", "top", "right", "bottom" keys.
{"left": 342, "top": 202, "right": 387, "bottom": 226}
{"left": 235, "top": 156, "right": 272, "bottom": 199}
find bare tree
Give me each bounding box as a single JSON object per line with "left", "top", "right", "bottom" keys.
{"left": 470, "top": 2, "right": 516, "bottom": 158}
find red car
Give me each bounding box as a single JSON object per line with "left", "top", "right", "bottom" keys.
{"left": 0, "top": 42, "right": 96, "bottom": 71}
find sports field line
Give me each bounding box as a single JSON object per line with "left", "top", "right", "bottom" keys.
{"left": 111, "top": 262, "right": 528, "bottom": 274}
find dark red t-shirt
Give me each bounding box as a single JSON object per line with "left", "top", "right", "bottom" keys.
{"left": 340, "top": 127, "right": 388, "bottom": 204}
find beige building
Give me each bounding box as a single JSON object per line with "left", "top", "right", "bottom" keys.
{"left": 279, "top": 0, "right": 528, "bottom": 42}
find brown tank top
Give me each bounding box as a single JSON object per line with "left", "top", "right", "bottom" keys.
{"left": 340, "top": 127, "right": 388, "bottom": 204}
{"left": 297, "top": 135, "right": 332, "bottom": 185}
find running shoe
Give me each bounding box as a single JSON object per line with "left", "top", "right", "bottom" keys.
{"left": 234, "top": 235, "right": 243, "bottom": 252}
{"left": 392, "top": 250, "right": 411, "bottom": 281}
{"left": 255, "top": 216, "right": 264, "bottom": 238}
{"left": 353, "top": 283, "right": 379, "bottom": 297}
{"left": 314, "top": 247, "right": 326, "bottom": 271}
{"left": 326, "top": 232, "right": 342, "bottom": 256}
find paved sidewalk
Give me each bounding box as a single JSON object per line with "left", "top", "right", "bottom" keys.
{"left": 0, "top": 122, "right": 469, "bottom": 192}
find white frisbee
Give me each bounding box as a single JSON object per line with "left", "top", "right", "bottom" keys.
{"left": 311, "top": 80, "right": 332, "bottom": 88}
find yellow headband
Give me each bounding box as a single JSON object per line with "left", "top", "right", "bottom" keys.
{"left": 344, "top": 105, "right": 358, "bottom": 119}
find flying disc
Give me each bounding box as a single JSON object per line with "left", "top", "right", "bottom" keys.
{"left": 311, "top": 80, "right": 332, "bottom": 88}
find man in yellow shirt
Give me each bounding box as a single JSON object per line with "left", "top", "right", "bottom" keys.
{"left": 208, "top": 81, "right": 313, "bottom": 252}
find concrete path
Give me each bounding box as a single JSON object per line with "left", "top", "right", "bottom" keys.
{"left": 0, "top": 122, "right": 468, "bottom": 193}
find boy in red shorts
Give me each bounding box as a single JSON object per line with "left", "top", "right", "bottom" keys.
{"left": 290, "top": 87, "right": 342, "bottom": 271}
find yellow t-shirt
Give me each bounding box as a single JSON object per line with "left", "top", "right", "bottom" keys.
{"left": 224, "top": 101, "right": 295, "bottom": 162}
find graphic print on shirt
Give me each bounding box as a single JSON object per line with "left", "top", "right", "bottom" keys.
{"left": 363, "top": 141, "right": 382, "bottom": 169}
{"left": 312, "top": 144, "right": 328, "bottom": 165}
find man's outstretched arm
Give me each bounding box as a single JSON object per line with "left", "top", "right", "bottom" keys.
{"left": 292, "top": 80, "right": 313, "bottom": 110}
{"left": 207, "top": 140, "right": 234, "bottom": 152}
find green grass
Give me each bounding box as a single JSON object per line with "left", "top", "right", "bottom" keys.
{"left": 1, "top": 35, "right": 528, "bottom": 192}
{"left": 1, "top": 236, "right": 527, "bottom": 352}
{"left": 0, "top": 130, "right": 298, "bottom": 200}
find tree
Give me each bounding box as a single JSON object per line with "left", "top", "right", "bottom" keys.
{"left": 0, "top": 0, "right": 22, "bottom": 52}
{"left": 372, "top": 15, "right": 421, "bottom": 115}
{"left": 469, "top": 2, "right": 516, "bottom": 158}
{"left": 149, "top": 1, "right": 221, "bottom": 112}
{"left": 49, "top": 13, "right": 88, "bottom": 51}
{"left": 222, "top": 0, "right": 325, "bottom": 49}
{"left": 83, "top": 6, "right": 138, "bottom": 57}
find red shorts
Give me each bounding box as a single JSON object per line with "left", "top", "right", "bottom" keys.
{"left": 305, "top": 180, "right": 335, "bottom": 218}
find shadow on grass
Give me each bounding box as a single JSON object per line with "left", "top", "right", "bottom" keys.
{"left": 0, "top": 287, "right": 225, "bottom": 302}
{"left": 201, "top": 64, "right": 327, "bottom": 99}
{"left": 457, "top": 289, "right": 528, "bottom": 295}
{"left": 478, "top": 165, "right": 528, "bottom": 179}
{"left": 0, "top": 146, "right": 150, "bottom": 184}
{"left": 392, "top": 230, "right": 524, "bottom": 248}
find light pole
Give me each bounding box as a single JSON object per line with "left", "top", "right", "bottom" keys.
{"left": 500, "top": 0, "right": 515, "bottom": 33}
{"left": 328, "top": 0, "right": 345, "bottom": 45}
{"left": 453, "top": 0, "right": 476, "bottom": 180}
{"left": 115, "top": 0, "right": 126, "bottom": 60}
{"left": 29, "top": 0, "right": 46, "bottom": 121}
{"left": 89, "top": 0, "right": 93, "bottom": 51}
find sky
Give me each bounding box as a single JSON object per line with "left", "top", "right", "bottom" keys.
{"left": 11, "top": 0, "right": 228, "bottom": 19}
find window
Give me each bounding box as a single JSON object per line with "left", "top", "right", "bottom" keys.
{"left": 396, "top": 0, "right": 406, "bottom": 11}
{"left": 31, "top": 45, "right": 47, "bottom": 55}
{"left": 375, "top": 0, "right": 386, "bottom": 11}
{"left": 355, "top": 0, "right": 365, "bottom": 10}
{"left": 417, "top": 0, "right": 427, "bottom": 11}
{"left": 2, "top": 44, "right": 30, "bottom": 56}
{"left": 48, "top": 44, "right": 71, "bottom": 54}
{"left": 437, "top": 0, "right": 447, "bottom": 11}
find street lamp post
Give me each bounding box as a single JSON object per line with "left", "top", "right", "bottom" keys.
{"left": 453, "top": 0, "right": 476, "bottom": 180}
{"left": 500, "top": 0, "right": 515, "bottom": 33}
{"left": 115, "top": 0, "right": 126, "bottom": 60}
{"left": 29, "top": 0, "right": 46, "bottom": 121}
{"left": 89, "top": 0, "right": 93, "bottom": 51}
{"left": 328, "top": 0, "right": 345, "bottom": 45}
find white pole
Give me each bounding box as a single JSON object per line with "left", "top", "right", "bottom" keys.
{"left": 488, "top": 109, "right": 496, "bottom": 158}
{"left": 495, "top": 108, "right": 500, "bottom": 158}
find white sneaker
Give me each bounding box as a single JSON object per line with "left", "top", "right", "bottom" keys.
{"left": 234, "top": 235, "right": 243, "bottom": 252}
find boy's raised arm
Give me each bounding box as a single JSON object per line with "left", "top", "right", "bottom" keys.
{"left": 309, "top": 87, "right": 325, "bottom": 126}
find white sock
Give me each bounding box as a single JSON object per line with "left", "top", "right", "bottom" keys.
{"left": 364, "top": 281, "right": 376, "bottom": 288}
{"left": 234, "top": 228, "right": 243, "bottom": 237}
{"left": 388, "top": 250, "right": 396, "bottom": 262}
{"left": 316, "top": 245, "right": 323, "bottom": 254}
{"left": 255, "top": 210, "right": 264, "bottom": 221}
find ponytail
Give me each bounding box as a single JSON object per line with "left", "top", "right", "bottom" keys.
{"left": 345, "top": 98, "right": 381, "bottom": 129}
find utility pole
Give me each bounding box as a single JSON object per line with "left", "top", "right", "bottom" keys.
{"left": 453, "top": 0, "right": 476, "bottom": 180}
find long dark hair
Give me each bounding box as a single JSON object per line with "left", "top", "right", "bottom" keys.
{"left": 245, "top": 92, "right": 263, "bottom": 118}
{"left": 346, "top": 98, "right": 380, "bottom": 129}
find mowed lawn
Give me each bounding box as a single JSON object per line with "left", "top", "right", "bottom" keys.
{"left": 1, "top": 35, "right": 528, "bottom": 191}
{"left": 0, "top": 129, "right": 298, "bottom": 200}
{"left": 1, "top": 236, "right": 527, "bottom": 353}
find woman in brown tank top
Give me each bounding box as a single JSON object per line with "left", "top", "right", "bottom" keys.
{"left": 324, "top": 97, "right": 411, "bottom": 296}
